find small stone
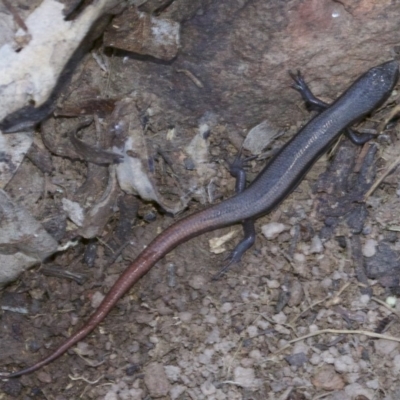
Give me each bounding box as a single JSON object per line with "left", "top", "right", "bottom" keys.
{"left": 393, "top": 354, "right": 400, "bottom": 373}
{"left": 179, "top": 311, "right": 192, "bottom": 322}
{"left": 274, "top": 324, "right": 291, "bottom": 335}
{"left": 272, "top": 311, "right": 287, "bottom": 324}
{"left": 75, "top": 341, "right": 94, "bottom": 357}
{"left": 220, "top": 302, "right": 233, "bottom": 313}
{"left": 374, "top": 339, "right": 398, "bottom": 355}
{"left": 292, "top": 341, "right": 309, "bottom": 355}
{"left": 104, "top": 393, "right": 118, "bottom": 400}
{"left": 362, "top": 239, "right": 377, "bottom": 257}
{"left": 91, "top": 291, "right": 105, "bottom": 308}
{"left": 200, "top": 381, "right": 216, "bottom": 396}
{"left": 293, "top": 252, "right": 306, "bottom": 262}
{"left": 170, "top": 385, "right": 186, "bottom": 400}
{"left": 261, "top": 222, "right": 288, "bottom": 239}
{"left": 310, "top": 235, "right": 323, "bottom": 253}
{"left": 205, "top": 313, "right": 218, "bottom": 324}
{"left": 321, "top": 351, "right": 335, "bottom": 364}
{"left": 205, "top": 327, "right": 220, "bottom": 343}
{"left": 344, "top": 383, "right": 374, "bottom": 399}
{"left": 285, "top": 352, "right": 308, "bottom": 367}
{"left": 243, "top": 119, "right": 281, "bottom": 154}
{"left": 188, "top": 274, "right": 207, "bottom": 290}
{"left": 334, "top": 355, "right": 357, "bottom": 373}
{"left": 103, "top": 9, "right": 180, "bottom": 61}
{"left": 198, "top": 348, "right": 214, "bottom": 364}
{"left": 359, "top": 294, "right": 370, "bottom": 305}
{"left": 266, "top": 279, "right": 280, "bottom": 288}
{"left": 143, "top": 362, "right": 170, "bottom": 397}
{"left": 288, "top": 280, "right": 304, "bottom": 307}
{"left": 386, "top": 296, "right": 397, "bottom": 307}
{"left": 164, "top": 365, "right": 181, "bottom": 382}
{"left": 241, "top": 357, "right": 254, "bottom": 367}
{"left": 311, "top": 366, "right": 345, "bottom": 391}
{"left": 246, "top": 325, "right": 258, "bottom": 338}
{"left": 366, "top": 379, "right": 379, "bottom": 389}
{"left": 249, "top": 349, "right": 262, "bottom": 360}
{"left": 37, "top": 371, "right": 52, "bottom": 384}
{"left": 234, "top": 366, "right": 256, "bottom": 388}
{"left": 310, "top": 353, "right": 321, "bottom": 365}
{"left": 126, "top": 364, "right": 140, "bottom": 376}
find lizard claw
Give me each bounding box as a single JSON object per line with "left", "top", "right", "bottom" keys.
{"left": 211, "top": 241, "right": 250, "bottom": 281}
{"left": 289, "top": 70, "right": 306, "bottom": 92}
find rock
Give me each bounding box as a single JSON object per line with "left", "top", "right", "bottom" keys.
{"left": 312, "top": 366, "right": 345, "bottom": 391}
{"left": 144, "top": 362, "right": 171, "bottom": 398}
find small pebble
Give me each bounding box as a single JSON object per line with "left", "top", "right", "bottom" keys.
{"left": 75, "top": 341, "right": 93, "bottom": 356}
{"left": 386, "top": 296, "right": 397, "bottom": 307}
{"left": 249, "top": 349, "right": 262, "bottom": 360}
{"left": 285, "top": 352, "right": 308, "bottom": 367}
{"left": 288, "top": 280, "right": 304, "bottom": 306}
{"left": 310, "top": 353, "right": 321, "bottom": 365}
{"left": 272, "top": 312, "right": 287, "bottom": 324}
{"left": 200, "top": 381, "right": 216, "bottom": 395}
{"left": 188, "top": 275, "right": 207, "bottom": 290}
{"left": 220, "top": 302, "right": 233, "bottom": 313}
{"left": 334, "top": 355, "right": 358, "bottom": 373}
{"left": 261, "top": 222, "right": 288, "bottom": 239}
{"left": 374, "top": 339, "right": 398, "bottom": 355}
{"left": 344, "top": 383, "right": 374, "bottom": 399}
{"left": 170, "top": 385, "right": 186, "bottom": 400}
{"left": 179, "top": 311, "right": 193, "bottom": 323}
{"left": 233, "top": 366, "right": 256, "bottom": 388}
{"left": 293, "top": 252, "right": 306, "bottom": 263}
{"left": 143, "top": 362, "right": 170, "bottom": 397}
{"left": 366, "top": 379, "right": 379, "bottom": 389}
{"left": 164, "top": 365, "right": 181, "bottom": 382}
{"left": 246, "top": 325, "right": 258, "bottom": 338}
{"left": 311, "top": 366, "right": 344, "bottom": 390}
{"left": 362, "top": 239, "right": 377, "bottom": 257}
{"left": 266, "top": 279, "right": 280, "bottom": 289}
{"left": 37, "top": 371, "right": 52, "bottom": 384}
{"left": 240, "top": 357, "right": 255, "bottom": 367}
{"left": 91, "top": 291, "right": 105, "bottom": 308}
{"left": 310, "top": 235, "right": 323, "bottom": 253}
{"left": 393, "top": 354, "right": 400, "bottom": 373}
{"left": 359, "top": 294, "right": 370, "bottom": 305}
{"left": 205, "top": 328, "right": 220, "bottom": 343}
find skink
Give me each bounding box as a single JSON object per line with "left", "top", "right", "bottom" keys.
{"left": 3, "top": 60, "right": 399, "bottom": 378}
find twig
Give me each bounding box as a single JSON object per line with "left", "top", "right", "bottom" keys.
{"left": 68, "top": 374, "right": 104, "bottom": 384}
{"left": 2, "top": 0, "right": 28, "bottom": 32}
{"left": 274, "top": 328, "right": 400, "bottom": 355}
{"left": 364, "top": 154, "right": 400, "bottom": 200}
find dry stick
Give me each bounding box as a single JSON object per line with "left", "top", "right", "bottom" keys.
{"left": 2, "top": 0, "right": 28, "bottom": 32}
{"left": 376, "top": 102, "right": 400, "bottom": 133}
{"left": 68, "top": 374, "right": 104, "bottom": 384}
{"left": 274, "top": 328, "right": 400, "bottom": 355}
{"left": 364, "top": 154, "right": 400, "bottom": 199}
{"left": 371, "top": 296, "right": 400, "bottom": 320}
{"left": 289, "top": 282, "right": 351, "bottom": 326}
{"left": 364, "top": 102, "right": 400, "bottom": 199}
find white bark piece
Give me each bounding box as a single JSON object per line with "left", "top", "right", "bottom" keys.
{"left": 0, "top": 0, "right": 116, "bottom": 124}
{"left": 0, "top": 132, "right": 32, "bottom": 188}
{"left": 0, "top": 189, "right": 58, "bottom": 286}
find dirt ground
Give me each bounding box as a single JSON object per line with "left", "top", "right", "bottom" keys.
{"left": 2, "top": 1, "right": 400, "bottom": 399}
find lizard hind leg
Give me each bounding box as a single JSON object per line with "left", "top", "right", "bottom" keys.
{"left": 212, "top": 151, "right": 257, "bottom": 280}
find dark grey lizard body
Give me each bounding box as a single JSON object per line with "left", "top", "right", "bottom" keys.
{"left": 3, "top": 60, "right": 399, "bottom": 378}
